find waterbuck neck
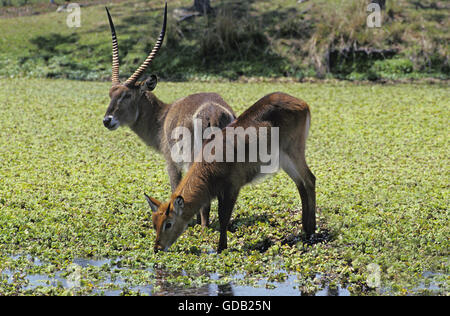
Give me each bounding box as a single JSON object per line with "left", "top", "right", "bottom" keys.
{"left": 130, "top": 92, "right": 169, "bottom": 152}
{"left": 174, "top": 162, "right": 215, "bottom": 221}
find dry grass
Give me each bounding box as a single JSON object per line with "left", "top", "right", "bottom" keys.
{"left": 0, "top": 0, "right": 448, "bottom": 80}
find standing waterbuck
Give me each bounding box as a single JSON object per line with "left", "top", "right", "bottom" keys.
{"left": 145, "top": 92, "right": 316, "bottom": 253}
{"left": 103, "top": 4, "right": 235, "bottom": 226}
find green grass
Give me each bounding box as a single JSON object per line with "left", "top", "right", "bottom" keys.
{"left": 0, "top": 0, "right": 448, "bottom": 81}
{"left": 0, "top": 78, "right": 448, "bottom": 295}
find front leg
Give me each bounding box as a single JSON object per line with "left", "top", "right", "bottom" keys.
{"left": 199, "top": 204, "right": 211, "bottom": 228}
{"left": 217, "top": 188, "right": 240, "bottom": 253}
{"left": 167, "top": 162, "right": 182, "bottom": 192}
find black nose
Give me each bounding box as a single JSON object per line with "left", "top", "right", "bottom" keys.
{"left": 103, "top": 117, "right": 112, "bottom": 127}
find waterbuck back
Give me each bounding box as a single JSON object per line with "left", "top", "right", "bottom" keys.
{"left": 145, "top": 92, "right": 316, "bottom": 253}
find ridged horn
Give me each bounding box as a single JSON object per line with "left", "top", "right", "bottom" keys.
{"left": 124, "top": 2, "right": 167, "bottom": 87}
{"left": 106, "top": 7, "right": 120, "bottom": 85}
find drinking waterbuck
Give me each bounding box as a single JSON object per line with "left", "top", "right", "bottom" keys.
{"left": 103, "top": 4, "right": 236, "bottom": 226}
{"left": 145, "top": 92, "right": 316, "bottom": 253}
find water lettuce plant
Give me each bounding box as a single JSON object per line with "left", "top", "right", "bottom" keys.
{"left": 0, "top": 78, "right": 448, "bottom": 295}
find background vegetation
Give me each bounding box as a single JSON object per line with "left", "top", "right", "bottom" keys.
{"left": 0, "top": 79, "right": 448, "bottom": 295}
{"left": 0, "top": 0, "right": 448, "bottom": 81}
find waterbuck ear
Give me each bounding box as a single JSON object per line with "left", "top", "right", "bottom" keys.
{"left": 144, "top": 193, "right": 160, "bottom": 213}
{"left": 142, "top": 75, "right": 158, "bottom": 92}
{"left": 173, "top": 196, "right": 184, "bottom": 215}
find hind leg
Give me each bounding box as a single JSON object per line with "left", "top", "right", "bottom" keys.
{"left": 296, "top": 162, "right": 316, "bottom": 237}
{"left": 281, "top": 152, "right": 316, "bottom": 237}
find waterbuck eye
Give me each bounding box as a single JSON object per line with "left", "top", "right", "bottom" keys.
{"left": 164, "top": 222, "right": 172, "bottom": 230}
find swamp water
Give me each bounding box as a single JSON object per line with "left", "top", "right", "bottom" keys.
{"left": 1, "top": 255, "right": 446, "bottom": 296}
{"left": 1, "top": 255, "right": 350, "bottom": 296}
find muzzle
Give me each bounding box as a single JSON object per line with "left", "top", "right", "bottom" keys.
{"left": 103, "top": 115, "right": 119, "bottom": 130}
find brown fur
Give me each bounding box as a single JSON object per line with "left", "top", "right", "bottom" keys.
{"left": 104, "top": 5, "right": 235, "bottom": 226}
{"left": 147, "top": 92, "right": 316, "bottom": 253}
{"left": 104, "top": 81, "right": 236, "bottom": 227}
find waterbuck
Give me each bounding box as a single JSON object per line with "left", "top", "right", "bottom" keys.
{"left": 145, "top": 92, "right": 316, "bottom": 253}
{"left": 103, "top": 4, "right": 236, "bottom": 226}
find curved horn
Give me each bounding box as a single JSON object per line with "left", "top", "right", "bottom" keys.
{"left": 106, "top": 7, "right": 120, "bottom": 85}
{"left": 124, "top": 2, "right": 167, "bottom": 87}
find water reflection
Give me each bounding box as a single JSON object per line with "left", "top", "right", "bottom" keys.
{"left": 151, "top": 269, "right": 349, "bottom": 296}
{"left": 2, "top": 254, "right": 445, "bottom": 296}
{"left": 0, "top": 255, "right": 348, "bottom": 296}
